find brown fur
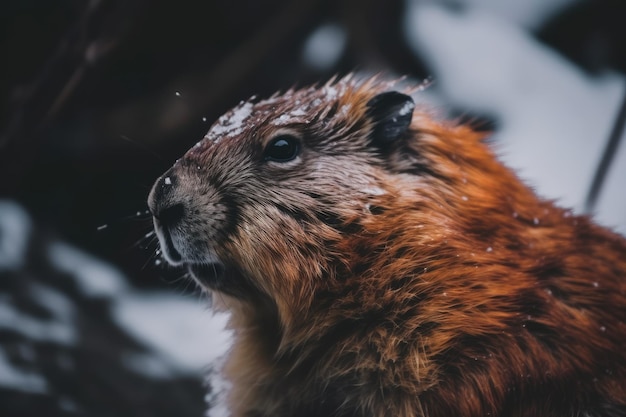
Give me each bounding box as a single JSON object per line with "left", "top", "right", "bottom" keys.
{"left": 148, "top": 75, "right": 626, "bottom": 417}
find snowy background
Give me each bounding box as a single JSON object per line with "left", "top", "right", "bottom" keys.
{"left": 0, "top": 0, "right": 624, "bottom": 415}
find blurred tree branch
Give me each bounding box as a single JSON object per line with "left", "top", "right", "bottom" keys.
{"left": 1, "top": 0, "right": 144, "bottom": 150}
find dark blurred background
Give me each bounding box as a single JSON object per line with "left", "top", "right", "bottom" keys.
{"left": 1, "top": 0, "right": 431, "bottom": 288}
{"left": 2, "top": 0, "right": 626, "bottom": 285}
{"left": 0, "top": 0, "right": 625, "bottom": 415}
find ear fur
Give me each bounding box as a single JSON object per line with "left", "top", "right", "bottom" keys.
{"left": 366, "top": 91, "right": 415, "bottom": 147}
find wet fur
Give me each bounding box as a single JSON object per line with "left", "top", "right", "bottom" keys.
{"left": 151, "top": 76, "right": 626, "bottom": 417}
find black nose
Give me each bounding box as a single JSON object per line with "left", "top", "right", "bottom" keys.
{"left": 154, "top": 202, "right": 185, "bottom": 228}
{"left": 147, "top": 172, "right": 188, "bottom": 264}
{"left": 148, "top": 172, "right": 184, "bottom": 224}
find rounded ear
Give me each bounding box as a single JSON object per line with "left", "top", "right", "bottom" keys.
{"left": 366, "top": 91, "right": 415, "bottom": 147}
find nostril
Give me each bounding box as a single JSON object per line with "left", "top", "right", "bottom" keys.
{"left": 155, "top": 203, "right": 185, "bottom": 228}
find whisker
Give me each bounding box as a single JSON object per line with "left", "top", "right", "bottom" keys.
{"left": 141, "top": 247, "right": 161, "bottom": 271}
{"left": 132, "top": 230, "right": 157, "bottom": 250}
{"left": 95, "top": 208, "right": 152, "bottom": 236}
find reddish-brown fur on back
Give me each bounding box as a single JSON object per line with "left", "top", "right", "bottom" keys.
{"left": 148, "top": 76, "right": 626, "bottom": 417}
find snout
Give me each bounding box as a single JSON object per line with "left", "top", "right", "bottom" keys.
{"left": 148, "top": 171, "right": 187, "bottom": 265}
{"left": 147, "top": 166, "right": 229, "bottom": 287}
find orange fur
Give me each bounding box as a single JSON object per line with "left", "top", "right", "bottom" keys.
{"left": 149, "top": 76, "right": 626, "bottom": 417}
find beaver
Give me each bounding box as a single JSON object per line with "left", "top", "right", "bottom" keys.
{"left": 147, "top": 75, "right": 626, "bottom": 417}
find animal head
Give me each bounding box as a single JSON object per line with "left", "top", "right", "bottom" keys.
{"left": 147, "top": 75, "right": 512, "bottom": 323}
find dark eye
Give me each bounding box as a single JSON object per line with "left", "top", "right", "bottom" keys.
{"left": 264, "top": 134, "right": 300, "bottom": 162}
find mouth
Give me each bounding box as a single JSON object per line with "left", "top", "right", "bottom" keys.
{"left": 153, "top": 219, "right": 183, "bottom": 265}
{"left": 151, "top": 220, "right": 246, "bottom": 296}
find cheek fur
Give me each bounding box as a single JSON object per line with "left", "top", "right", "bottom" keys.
{"left": 225, "top": 204, "right": 341, "bottom": 303}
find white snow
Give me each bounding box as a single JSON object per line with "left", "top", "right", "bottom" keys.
{"left": 398, "top": 100, "right": 414, "bottom": 117}
{"left": 121, "top": 351, "right": 177, "bottom": 379}
{"left": 404, "top": 1, "right": 626, "bottom": 233}
{"left": 0, "top": 200, "right": 32, "bottom": 271}
{"left": 302, "top": 22, "right": 348, "bottom": 71}
{"left": 362, "top": 186, "right": 386, "bottom": 196}
{"left": 323, "top": 85, "right": 339, "bottom": 101}
{"left": 205, "top": 357, "right": 232, "bottom": 417}
{"left": 164, "top": 177, "right": 172, "bottom": 185}
{"left": 47, "top": 242, "right": 128, "bottom": 298}
{"left": 206, "top": 102, "right": 254, "bottom": 143}
{"left": 0, "top": 347, "right": 48, "bottom": 394}
{"left": 111, "top": 292, "right": 232, "bottom": 375}
{"left": 270, "top": 105, "right": 314, "bottom": 126}
{"left": 0, "top": 298, "right": 76, "bottom": 346}
{"left": 451, "top": 0, "right": 578, "bottom": 30}
{"left": 270, "top": 114, "right": 292, "bottom": 126}
{"left": 0, "top": 283, "right": 76, "bottom": 347}
{"left": 291, "top": 107, "right": 308, "bottom": 117}
{"left": 44, "top": 239, "right": 234, "bottom": 379}
{"left": 29, "top": 284, "right": 76, "bottom": 323}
